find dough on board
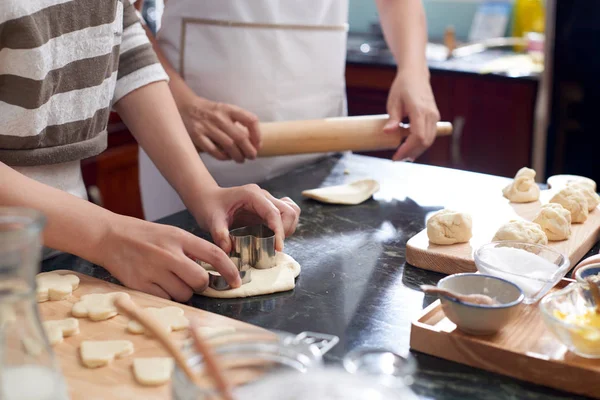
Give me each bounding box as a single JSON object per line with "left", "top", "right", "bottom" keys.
{"left": 568, "top": 181, "right": 600, "bottom": 211}
{"left": 36, "top": 272, "right": 80, "bottom": 302}
{"left": 426, "top": 209, "right": 473, "bottom": 245}
{"left": 547, "top": 174, "right": 596, "bottom": 191}
{"left": 43, "top": 318, "right": 79, "bottom": 346}
{"left": 133, "top": 357, "right": 174, "bottom": 386}
{"left": 492, "top": 220, "right": 548, "bottom": 245}
{"left": 502, "top": 167, "right": 540, "bottom": 203}
{"left": 80, "top": 340, "right": 134, "bottom": 368}
{"left": 127, "top": 306, "right": 189, "bottom": 335}
{"left": 199, "top": 253, "right": 301, "bottom": 299}
{"left": 533, "top": 203, "right": 571, "bottom": 241}
{"left": 550, "top": 186, "right": 589, "bottom": 223}
{"left": 301, "top": 179, "right": 380, "bottom": 205}
{"left": 72, "top": 292, "right": 130, "bottom": 321}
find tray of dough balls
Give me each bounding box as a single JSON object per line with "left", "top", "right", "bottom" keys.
{"left": 406, "top": 169, "right": 600, "bottom": 275}
{"left": 35, "top": 270, "right": 266, "bottom": 400}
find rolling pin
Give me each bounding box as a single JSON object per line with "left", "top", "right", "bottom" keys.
{"left": 256, "top": 114, "right": 452, "bottom": 157}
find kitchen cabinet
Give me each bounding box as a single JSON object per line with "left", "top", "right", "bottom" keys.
{"left": 346, "top": 63, "right": 539, "bottom": 177}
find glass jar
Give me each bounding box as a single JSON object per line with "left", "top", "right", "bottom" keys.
{"left": 0, "top": 208, "right": 69, "bottom": 400}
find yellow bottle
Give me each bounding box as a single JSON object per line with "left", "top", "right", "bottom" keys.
{"left": 512, "top": 0, "right": 545, "bottom": 51}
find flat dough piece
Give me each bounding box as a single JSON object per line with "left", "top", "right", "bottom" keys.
{"left": 80, "top": 340, "right": 134, "bottom": 368}
{"left": 127, "top": 306, "right": 189, "bottom": 335}
{"left": 301, "top": 179, "right": 380, "bottom": 205}
{"left": 200, "top": 253, "right": 301, "bottom": 299}
{"left": 36, "top": 272, "right": 79, "bottom": 302}
{"left": 43, "top": 318, "right": 79, "bottom": 345}
{"left": 72, "top": 292, "right": 130, "bottom": 321}
{"left": 133, "top": 357, "right": 174, "bottom": 386}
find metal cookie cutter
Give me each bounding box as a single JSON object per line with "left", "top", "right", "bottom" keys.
{"left": 207, "top": 225, "right": 276, "bottom": 291}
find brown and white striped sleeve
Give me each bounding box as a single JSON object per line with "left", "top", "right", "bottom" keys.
{"left": 113, "top": 0, "right": 168, "bottom": 103}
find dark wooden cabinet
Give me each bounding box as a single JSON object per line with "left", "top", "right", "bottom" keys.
{"left": 346, "top": 64, "right": 539, "bottom": 177}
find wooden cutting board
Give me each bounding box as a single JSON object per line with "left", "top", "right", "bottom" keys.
{"left": 409, "top": 282, "right": 600, "bottom": 399}
{"left": 406, "top": 190, "right": 600, "bottom": 274}
{"left": 38, "top": 271, "right": 264, "bottom": 400}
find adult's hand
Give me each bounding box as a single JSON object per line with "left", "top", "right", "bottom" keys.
{"left": 383, "top": 68, "right": 440, "bottom": 162}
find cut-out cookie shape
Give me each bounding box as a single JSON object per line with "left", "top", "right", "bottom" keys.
{"left": 36, "top": 272, "right": 79, "bottom": 302}
{"left": 127, "top": 306, "right": 189, "bottom": 335}
{"left": 72, "top": 292, "right": 130, "bottom": 321}
{"left": 133, "top": 357, "right": 174, "bottom": 386}
{"left": 80, "top": 340, "right": 134, "bottom": 368}
{"left": 302, "top": 179, "right": 380, "bottom": 205}
{"left": 43, "top": 318, "right": 79, "bottom": 345}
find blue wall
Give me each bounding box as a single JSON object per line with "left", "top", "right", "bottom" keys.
{"left": 348, "top": 0, "right": 485, "bottom": 41}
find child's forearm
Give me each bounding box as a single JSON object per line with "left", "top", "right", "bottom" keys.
{"left": 0, "top": 162, "right": 114, "bottom": 264}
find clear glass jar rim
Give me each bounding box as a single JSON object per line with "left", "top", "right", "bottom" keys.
{"left": 0, "top": 207, "right": 46, "bottom": 232}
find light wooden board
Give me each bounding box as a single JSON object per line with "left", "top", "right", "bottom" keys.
{"left": 409, "top": 285, "right": 600, "bottom": 399}
{"left": 406, "top": 190, "right": 600, "bottom": 274}
{"left": 38, "top": 271, "right": 264, "bottom": 400}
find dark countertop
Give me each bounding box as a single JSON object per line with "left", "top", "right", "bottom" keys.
{"left": 43, "top": 154, "right": 596, "bottom": 400}
{"left": 346, "top": 33, "right": 540, "bottom": 82}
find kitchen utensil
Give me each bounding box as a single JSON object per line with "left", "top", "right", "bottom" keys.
{"left": 411, "top": 279, "right": 600, "bottom": 399}
{"left": 540, "top": 281, "right": 600, "bottom": 359}
{"left": 172, "top": 329, "right": 339, "bottom": 400}
{"left": 406, "top": 189, "right": 600, "bottom": 276}
{"left": 0, "top": 208, "right": 70, "bottom": 400}
{"left": 255, "top": 115, "right": 452, "bottom": 157}
{"left": 113, "top": 296, "right": 196, "bottom": 381}
{"left": 420, "top": 284, "right": 498, "bottom": 306}
{"left": 474, "top": 241, "right": 570, "bottom": 304}
{"left": 189, "top": 318, "right": 234, "bottom": 400}
{"left": 206, "top": 258, "right": 252, "bottom": 291}
{"left": 37, "top": 270, "right": 263, "bottom": 400}
{"left": 435, "top": 273, "right": 524, "bottom": 335}
{"left": 586, "top": 278, "right": 600, "bottom": 314}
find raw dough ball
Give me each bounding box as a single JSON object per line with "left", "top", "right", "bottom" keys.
{"left": 127, "top": 306, "right": 189, "bottom": 335}
{"left": 43, "top": 318, "right": 79, "bottom": 345}
{"left": 426, "top": 210, "right": 473, "bottom": 245}
{"left": 133, "top": 357, "right": 174, "bottom": 386}
{"left": 492, "top": 220, "right": 548, "bottom": 245}
{"left": 567, "top": 181, "right": 600, "bottom": 211}
{"left": 533, "top": 203, "right": 571, "bottom": 241}
{"left": 36, "top": 272, "right": 79, "bottom": 302}
{"left": 502, "top": 167, "right": 540, "bottom": 203}
{"left": 199, "top": 253, "right": 301, "bottom": 299}
{"left": 550, "top": 186, "right": 589, "bottom": 223}
{"left": 80, "top": 340, "right": 134, "bottom": 368}
{"left": 72, "top": 292, "right": 130, "bottom": 321}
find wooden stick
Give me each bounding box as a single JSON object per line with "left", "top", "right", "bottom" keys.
{"left": 189, "top": 318, "right": 234, "bottom": 400}
{"left": 113, "top": 296, "right": 196, "bottom": 381}
{"left": 585, "top": 277, "right": 600, "bottom": 314}
{"left": 420, "top": 284, "right": 498, "bottom": 306}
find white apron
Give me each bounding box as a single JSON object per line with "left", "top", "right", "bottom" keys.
{"left": 139, "top": 0, "right": 349, "bottom": 221}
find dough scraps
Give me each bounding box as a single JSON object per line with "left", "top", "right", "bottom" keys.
{"left": 72, "top": 292, "right": 130, "bottom": 321}
{"left": 133, "top": 357, "right": 174, "bottom": 386}
{"left": 43, "top": 318, "right": 79, "bottom": 345}
{"left": 80, "top": 340, "right": 134, "bottom": 368}
{"left": 199, "top": 253, "right": 301, "bottom": 299}
{"left": 301, "top": 179, "right": 379, "bottom": 205}
{"left": 36, "top": 272, "right": 79, "bottom": 302}
{"left": 127, "top": 306, "right": 189, "bottom": 335}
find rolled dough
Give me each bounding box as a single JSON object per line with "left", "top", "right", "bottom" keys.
{"left": 199, "top": 253, "right": 301, "bottom": 299}
{"left": 301, "top": 179, "right": 379, "bottom": 205}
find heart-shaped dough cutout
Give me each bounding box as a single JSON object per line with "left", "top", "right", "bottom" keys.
{"left": 133, "top": 357, "right": 174, "bottom": 386}
{"left": 72, "top": 292, "right": 130, "bottom": 321}
{"left": 43, "top": 318, "right": 79, "bottom": 345}
{"left": 80, "top": 340, "right": 134, "bottom": 368}
{"left": 36, "top": 272, "right": 79, "bottom": 302}
{"left": 127, "top": 306, "right": 189, "bottom": 335}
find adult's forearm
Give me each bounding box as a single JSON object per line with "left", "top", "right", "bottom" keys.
{"left": 113, "top": 81, "right": 218, "bottom": 212}
{"left": 375, "top": 0, "right": 429, "bottom": 73}
{"left": 0, "top": 163, "right": 113, "bottom": 264}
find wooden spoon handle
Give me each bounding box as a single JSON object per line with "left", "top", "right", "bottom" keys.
{"left": 190, "top": 318, "right": 234, "bottom": 400}
{"left": 113, "top": 296, "right": 196, "bottom": 381}
{"left": 585, "top": 278, "right": 600, "bottom": 314}
{"left": 420, "top": 285, "right": 460, "bottom": 301}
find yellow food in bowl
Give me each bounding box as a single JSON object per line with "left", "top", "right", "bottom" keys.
{"left": 553, "top": 309, "right": 600, "bottom": 355}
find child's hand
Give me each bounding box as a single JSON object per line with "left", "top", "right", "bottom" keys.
{"left": 99, "top": 216, "right": 241, "bottom": 301}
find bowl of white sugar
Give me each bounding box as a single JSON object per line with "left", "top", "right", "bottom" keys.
{"left": 474, "top": 241, "right": 570, "bottom": 304}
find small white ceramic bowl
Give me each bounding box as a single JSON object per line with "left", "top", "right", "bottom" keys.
{"left": 437, "top": 273, "right": 525, "bottom": 335}
{"left": 574, "top": 263, "right": 600, "bottom": 284}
